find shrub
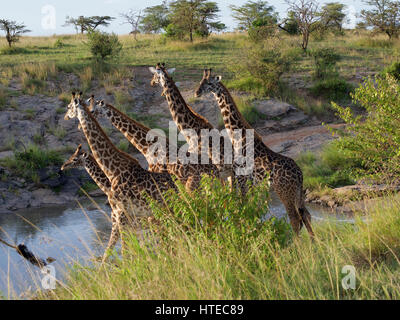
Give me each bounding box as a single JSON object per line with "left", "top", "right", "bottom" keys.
{"left": 231, "top": 36, "right": 295, "bottom": 95}
{"left": 53, "top": 39, "right": 65, "bottom": 48}
{"left": 311, "top": 77, "right": 353, "bottom": 101}
{"left": 0, "top": 144, "right": 63, "bottom": 181}
{"left": 381, "top": 61, "right": 400, "bottom": 81}
{"left": 297, "top": 142, "right": 358, "bottom": 190}
{"left": 330, "top": 75, "right": 400, "bottom": 180}
{"left": 309, "top": 48, "right": 341, "bottom": 79}
{"left": 164, "top": 23, "right": 185, "bottom": 40}
{"left": 86, "top": 30, "right": 122, "bottom": 60}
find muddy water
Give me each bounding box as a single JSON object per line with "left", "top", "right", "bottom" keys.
{"left": 0, "top": 194, "right": 352, "bottom": 298}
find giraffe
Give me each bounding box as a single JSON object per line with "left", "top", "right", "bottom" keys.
{"left": 88, "top": 96, "right": 218, "bottom": 192}
{"left": 61, "top": 144, "right": 111, "bottom": 196}
{"left": 149, "top": 63, "right": 240, "bottom": 190}
{"left": 64, "top": 92, "right": 177, "bottom": 261}
{"left": 194, "top": 69, "right": 314, "bottom": 236}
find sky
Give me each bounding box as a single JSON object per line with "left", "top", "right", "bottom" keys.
{"left": 0, "top": 0, "right": 368, "bottom": 36}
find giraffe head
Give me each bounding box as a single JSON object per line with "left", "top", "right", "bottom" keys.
{"left": 90, "top": 98, "right": 111, "bottom": 120}
{"left": 61, "top": 144, "right": 89, "bottom": 171}
{"left": 64, "top": 91, "right": 83, "bottom": 120}
{"left": 195, "top": 68, "right": 222, "bottom": 98}
{"left": 149, "top": 63, "right": 176, "bottom": 88}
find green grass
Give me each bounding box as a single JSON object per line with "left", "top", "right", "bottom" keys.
{"left": 78, "top": 182, "right": 99, "bottom": 196}
{"left": 296, "top": 142, "right": 360, "bottom": 191}
{"left": 38, "top": 177, "right": 400, "bottom": 300}
{"left": 0, "top": 144, "right": 63, "bottom": 181}
{"left": 0, "top": 88, "right": 7, "bottom": 110}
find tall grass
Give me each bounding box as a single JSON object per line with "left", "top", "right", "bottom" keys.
{"left": 37, "top": 177, "right": 400, "bottom": 300}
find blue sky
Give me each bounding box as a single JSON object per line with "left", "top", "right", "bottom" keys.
{"left": 1, "top": 0, "right": 367, "bottom": 36}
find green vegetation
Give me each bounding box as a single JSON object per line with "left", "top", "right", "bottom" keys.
{"left": 40, "top": 177, "right": 400, "bottom": 299}
{"left": 86, "top": 30, "right": 122, "bottom": 61}
{"left": 298, "top": 74, "right": 400, "bottom": 194}
{"left": 0, "top": 144, "right": 62, "bottom": 181}
{"left": 297, "top": 142, "right": 358, "bottom": 191}
{"left": 78, "top": 182, "right": 99, "bottom": 196}
{"left": 331, "top": 75, "right": 400, "bottom": 181}
{"left": 382, "top": 61, "right": 400, "bottom": 80}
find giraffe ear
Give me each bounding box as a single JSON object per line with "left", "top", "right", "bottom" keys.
{"left": 167, "top": 68, "right": 176, "bottom": 75}
{"left": 215, "top": 76, "right": 222, "bottom": 82}
{"left": 149, "top": 67, "right": 157, "bottom": 74}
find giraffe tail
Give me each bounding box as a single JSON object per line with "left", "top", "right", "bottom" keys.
{"left": 297, "top": 206, "right": 314, "bottom": 237}
{"left": 296, "top": 188, "right": 314, "bottom": 237}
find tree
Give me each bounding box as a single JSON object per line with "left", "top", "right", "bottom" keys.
{"left": 281, "top": 11, "right": 300, "bottom": 35}
{"left": 0, "top": 19, "right": 30, "bottom": 47}
{"left": 120, "top": 9, "right": 143, "bottom": 40}
{"left": 169, "top": 0, "right": 224, "bottom": 42}
{"left": 320, "top": 2, "right": 347, "bottom": 35}
{"left": 230, "top": 0, "right": 278, "bottom": 31}
{"left": 140, "top": 1, "right": 170, "bottom": 33}
{"left": 64, "top": 15, "right": 114, "bottom": 34}
{"left": 285, "top": 0, "right": 321, "bottom": 51}
{"left": 196, "top": 1, "right": 226, "bottom": 37}
{"left": 360, "top": 0, "right": 400, "bottom": 39}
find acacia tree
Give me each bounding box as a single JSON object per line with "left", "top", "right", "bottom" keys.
{"left": 0, "top": 19, "right": 30, "bottom": 47}
{"left": 361, "top": 0, "right": 400, "bottom": 39}
{"left": 230, "top": 0, "right": 278, "bottom": 31}
{"left": 64, "top": 15, "right": 114, "bottom": 34}
{"left": 320, "top": 2, "right": 347, "bottom": 34}
{"left": 140, "top": 1, "right": 170, "bottom": 33}
{"left": 120, "top": 10, "right": 143, "bottom": 40}
{"left": 169, "top": 0, "right": 224, "bottom": 42}
{"left": 285, "top": 0, "right": 321, "bottom": 51}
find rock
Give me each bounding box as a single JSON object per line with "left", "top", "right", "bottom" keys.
{"left": 253, "top": 99, "right": 297, "bottom": 118}
{"left": 0, "top": 151, "right": 14, "bottom": 160}
{"left": 31, "top": 189, "right": 66, "bottom": 207}
{"left": 88, "top": 189, "right": 105, "bottom": 197}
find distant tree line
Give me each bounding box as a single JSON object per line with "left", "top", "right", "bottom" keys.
{"left": 1, "top": 0, "right": 400, "bottom": 48}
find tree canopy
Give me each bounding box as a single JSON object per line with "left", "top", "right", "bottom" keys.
{"left": 0, "top": 19, "right": 30, "bottom": 47}
{"left": 64, "top": 15, "right": 114, "bottom": 34}
{"left": 230, "top": 0, "right": 278, "bottom": 31}
{"left": 360, "top": 0, "right": 400, "bottom": 39}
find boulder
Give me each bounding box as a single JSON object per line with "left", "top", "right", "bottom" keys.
{"left": 253, "top": 99, "right": 297, "bottom": 118}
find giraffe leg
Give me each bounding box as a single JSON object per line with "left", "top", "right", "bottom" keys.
{"left": 102, "top": 218, "right": 120, "bottom": 264}
{"left": 298, "top": 206, "right": 315, "bottom": 238}
{"left": 185, "top": 176, "right": 200, "bottom": 193}
{"left": 284, "top": 202, "right": 302, "bottom": 236}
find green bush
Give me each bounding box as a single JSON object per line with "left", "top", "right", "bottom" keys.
{"left": 53, "top": 39, "right": 65, "bottom": 48}
{"left": 381, "top": 61, "right": 400, "bottom": 81}
{"left": 86, "top": 31, "right": 122, "bottom": 60}
{"left": 297, "top": 142, "right": 358, "bottom": 190}
{"left": 0, "top": 144, "right": 63, "bottom": 181}
{"left": 149, "top": 176, "right": 289, "bottom": 246}
{"left": 309, "top": 48, "right": 341, "bottom": 79}
{"left": 331, "top": 75, "right": 400, "bottom": 180}
{"left": 231, "top": 37, "right": 294, "bottom": 95}
{"left": 165, "top": 23, "right": 185, "bottom": 40}
{"left": 311, "top": 77, "right": 353, "bottom": 100}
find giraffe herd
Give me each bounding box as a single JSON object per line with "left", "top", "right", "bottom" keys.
{"left": 61, "top": 63, "right": 314, "bottom": 262}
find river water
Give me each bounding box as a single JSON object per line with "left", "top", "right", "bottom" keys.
{"left": 0, "top": 194, "right": 353, "bottom": 299}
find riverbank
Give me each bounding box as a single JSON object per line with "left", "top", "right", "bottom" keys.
{"left": 37, "top": 181, "right": 400, "bottom": 300}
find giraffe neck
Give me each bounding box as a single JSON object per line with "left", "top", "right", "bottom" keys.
{"left": 162, "top": 78, "right": 213, "bottom": 136}
{"left": 101, "top": 103, "right": 170, "bottom": 163}
{"left": 211, "top": 83, "right": 277, "bottom": 160}
{"left": 83, "top": 154, "right": 111, "bottom": 195}
{"left": 77, "top": 105, "right": 141, "bottom": 181}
